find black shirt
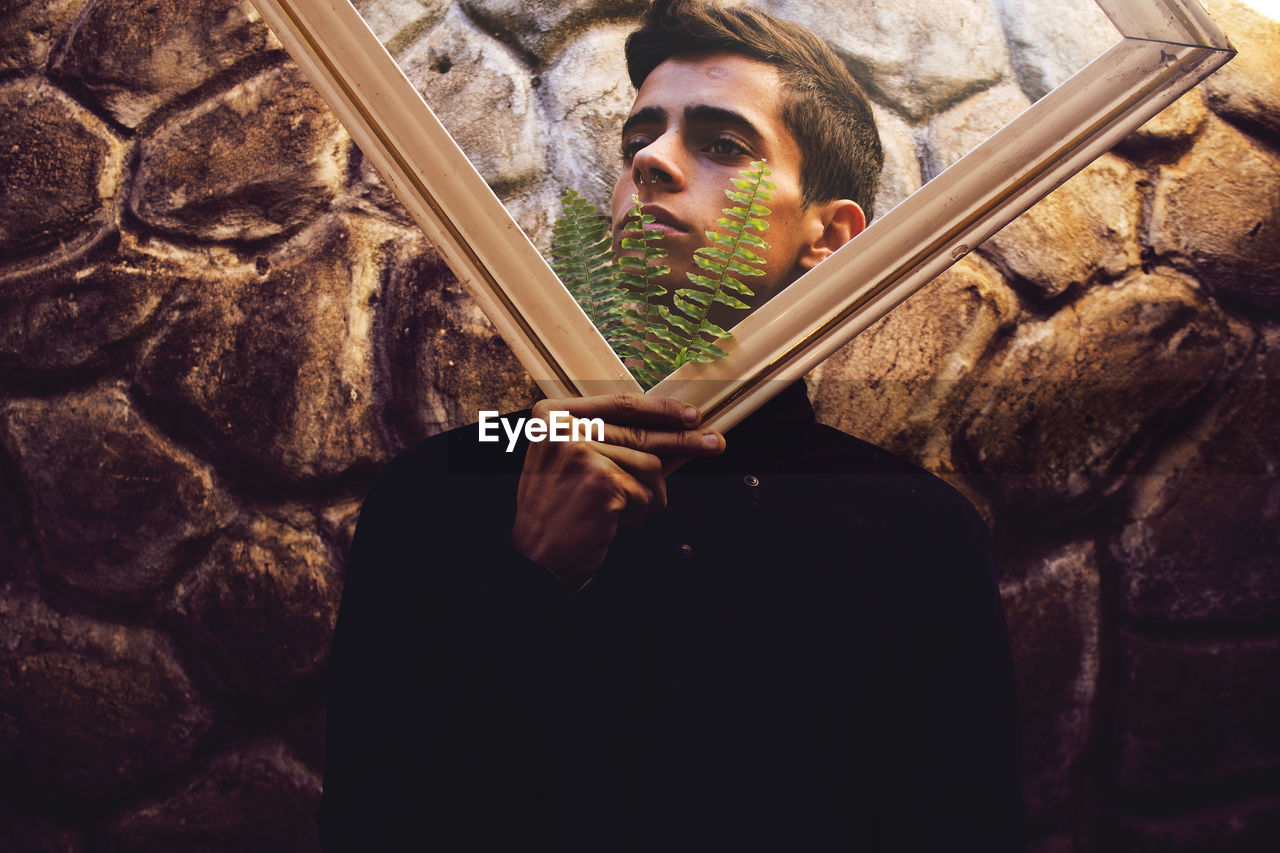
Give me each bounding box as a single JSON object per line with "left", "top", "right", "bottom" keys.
{"left": 320, "top": 382, "right": 1023, "bottom": 851}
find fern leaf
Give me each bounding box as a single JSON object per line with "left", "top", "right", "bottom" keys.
{"left": 545, "top": 162, "right": 772, "bottom": 390}
{"left": 551, "top": 189, "right": 629, "bottom": 348}
{"left": 612, "top": 196, "right": 680, "bottom": 389}
{"left": 650, "top": 160, "right": 771, "bottom": 375}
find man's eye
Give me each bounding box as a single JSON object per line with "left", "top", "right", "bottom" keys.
{"left": 707, "top": 136, "right": 749, "bottom": 158}
{"left": 620, "top": 137, "right": 651, "bottom": 161}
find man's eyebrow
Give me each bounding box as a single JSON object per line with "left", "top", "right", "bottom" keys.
{"left": 620, "top": 104, "right": 763, "bottom": 139}
{"left": 684, "top": 104, "right": 762, "bottom": 139}
{"left": 621, "top": 106, "right": 667, "bottom": 137}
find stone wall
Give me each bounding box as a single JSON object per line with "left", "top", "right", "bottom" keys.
{"left": 0, "top": 0, "right": 1276, "bottom": 849}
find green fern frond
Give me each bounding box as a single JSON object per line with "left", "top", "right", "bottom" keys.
{"left": 659, "top": 159, "right": 772, "bottom": 376}
{"left": 548, "top": 161, "right": 771, "bottom": 390}
{"left": 551, "top": 189, "right": 628, "bottom": 348}
{"left": 612, "top": 196, "right": 674, "bottom": 389}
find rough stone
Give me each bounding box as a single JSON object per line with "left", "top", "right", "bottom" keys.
{"left": 1117, "top": 87, "right": 1209, "bottom": 157}
{"left": 543, "top": 22, "right": 635, "bottom": 213}
{"left": 165, "top": 517, "right": 341, "bottom": 701}
{"left": 102, "top": 740, "right": 321, "bottom": 852}
{"left": 1111, "top": 327, "right": 1280, "bottom": 625}
{"left": 922, "top": 80, "right": 1031, "bottom": 178}
{"left": 496, "top": 182, "right": 562, "bottom": 253}
{"left": 354, "top": 0, "right": 448, "bottom": 50}
{"left": 460, "top": 0, "right": 646, "bottom": 63}
{"left": 760, "top": 0, "right": 1013, "bottom": 121}
{"left": 1148, "top": 116, "right": 1280, "bottom": 313}
{"left": 131, "top": 63, "right": 348, "bottom": 242}
{"left": 999, "top": 540, "right": 1099, "bottom": 823}
{"left": 283, "top": 696, "right": 327, "bottom": 770}
{"left": 320, "top": 496, "right": 364, "bottom": 561}
{"left": 52, "top": 0, "right": 277, "bottom": 129}
{"left": 380, "top": 229, "right": 538, "bottom": 444}
{"left": 397, "top": 5, "right": 546, "bottom": 192}
{"left": 808, "top": 254, "right": 1018, "bottom": 482}
{"left": 1201, "top": 0, "right": 1280, "bottom": 142}
{"left": 1106, "top": 791, "right": 1280, "bottom": 852}
{"left": 0, "top": 78, "right": 124, "bottom": 261}
{"left": 0, "top": 593, "right": 213, "bottom": 802}
{"left": 1116, "top": 632, "right": 1280, "bottom": 792}
{"left": 0, "top": 793, "right": 85, "bottom": 852}
{"left": 981, "top": 153, "right": 1142, "bottom": 300}
{"left": 868, "top": 101, "right": 923, "bottom": 220}
{"left": 136, "top": 215, "right": 393, "bottom": 483}
{"left": 960, "top": 271, "right": 1246, "bottom": 522}
{"left": 0, "top": 385, "right": 226, "bottom": 600}
{"left": 350, "top": 153, "right": 417, "bottom": 229}
{"left": 0, "top": 0, "right": 88, "bottom": 74}
{"left": 994, "top": 0, "right": 1119, "bottom": 102}
{"left": 0, "top": 233, "right": 182, "bottom": 372}
{"left": 0, "top": 452, "right": 35, "bottom": 587}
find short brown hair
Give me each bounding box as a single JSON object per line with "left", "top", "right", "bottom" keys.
{"left": 625, "top": 0, "right": 884, "bottom": 219}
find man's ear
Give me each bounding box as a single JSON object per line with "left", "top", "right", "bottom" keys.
{"left": 797, "top": 199, "right": 866, "bottom": 271}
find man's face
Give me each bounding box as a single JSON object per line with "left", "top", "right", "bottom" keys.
{"left": 611, "top": 51, "right": 825, "bottom": 309}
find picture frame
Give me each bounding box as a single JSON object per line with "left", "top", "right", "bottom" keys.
{"left": 248, "top": 0, "right": 1234, "bottom": 432}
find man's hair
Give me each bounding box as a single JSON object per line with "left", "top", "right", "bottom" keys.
{"left": 626, "top": 0, "right": 884, "bottom": 220}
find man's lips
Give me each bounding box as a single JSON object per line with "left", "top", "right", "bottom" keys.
{"left": 638, "top": 205, "right": 690, "bottom": 236}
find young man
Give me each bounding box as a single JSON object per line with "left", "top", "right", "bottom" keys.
{"left": 320, "top": 2, "right": 1023, "bottom": 850}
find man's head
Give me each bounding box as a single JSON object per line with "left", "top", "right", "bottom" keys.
{"left": 626, "top": 0, "right": 882, "bottom": 217}
{"left": 611, "top": 0, "right": 883, "bottom": 305}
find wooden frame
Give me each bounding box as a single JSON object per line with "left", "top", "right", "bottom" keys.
{"left": 249, "top": 0, "right": 1234, "bottom": 432}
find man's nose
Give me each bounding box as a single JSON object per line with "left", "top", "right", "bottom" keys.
{"left": 632, "top": 134, "right": 685, "bottom": 191}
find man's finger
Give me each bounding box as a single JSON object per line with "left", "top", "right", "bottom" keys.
{"left": 594, "top": 443, "right": 668, "bottom": 515}
{"left": 600, "top": 423, "right": 725, "bottom": 457}
{"left": 535, "top": 393, "right": 701, "bottom": 429}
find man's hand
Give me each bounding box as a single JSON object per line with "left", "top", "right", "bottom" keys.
{"left": 510, "top": 394, "right": 724, "bottom": 588}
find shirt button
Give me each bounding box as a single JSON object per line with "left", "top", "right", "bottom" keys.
{"left": 743, "top": 474, "right": 760, "bottom": 488}
{"left": 676, "top": 543, "right": 694, "bottom": 559}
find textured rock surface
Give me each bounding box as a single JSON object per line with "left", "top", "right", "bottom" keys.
{"left": 461, "top": 0, "right": 647, "bottom": 63}
{"left": 0, "top": 594, "right": 214, "bottom": 801}
{"left": 165, "top": 517, "right": 341, "bottom": 700}
{"left": 809, "top": 255, "right": 1018, "bottom": 478}
{"left": 960, "top": 272, "right": 1245, "bottom": 521}
{"left": 0, "top": 78, "right": 123, "bottom": 260}
{"left": 1106, "top": 792, "right": 1280, "bottom": 853}
{"left": 542, "top": 21, "right": 635, "bottom": 210}
{"left": 0, "top": 0, "right": 87, "bottom": 73}
{"left": 868, "top": 101, "right": 923, "bottom": 218}
{"left": 353, "top": 0, "right": 449, "bottom": 48}
{"left": 1116, "top": 632, "right": 1280, "bottom": 792}
{"left": 52, "top": 0, "right": 275, "bottom": 128}
{"left": 982, "top": 154, "right": 1142, "bottom": 300}
{"left": 380, "top": 231, "right": 539, "bottom": 444}
{"left": 0, "top": 234, "right": 181, "bottom": 371}
{"left": 0, "top": 0, "right": 1276, "bottom": 849}
{"left": 0, "top": 793, "right": 86, "bottom": 852}
{"left": 761, "top": 0, "right": 1012, "bottom": 120}
{"left": 131, "top": 64, "right": 347, "bottom": 242}
{"left": 397, "top": 5, "right": 545, "bottom": 192}
{"left": 994, "top": 0, "right": 1118, "bottom": 101}
{"left": 0, "top": 386, "right": 225, "bottom": 599}
{"left": 922, "top": 80, "right": 1032, "bottom": 177}
{"left": 1120, "top": 87, "right": 1209, "bottom": 155}
{"left": 1201, "top": 0, "right": 1280, "bottom": 141}
{"left": 1148, "top": 116, "right": 1280, "bottom": 313}
{"left": 1111, "top": 327, "right": 1280, "bottom": 625}
{"left": 102, "top": 741, "right": 321, "bottom": 851}
{"left": 136, "top": 216, "right": 393, "bottom": 483}
{"left": 1000, "top": 541, "right": 1099, "bottom": 823}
